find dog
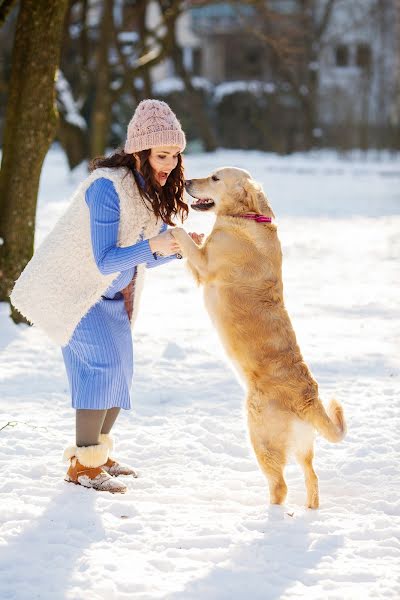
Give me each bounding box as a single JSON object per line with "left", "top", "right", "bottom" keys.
{"left": 171, "top": 167, "right": 346, "bottom": 509}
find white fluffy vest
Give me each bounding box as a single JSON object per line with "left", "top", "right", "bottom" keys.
{"left": 10, "top": 167, "right": 161, "bottom": 346}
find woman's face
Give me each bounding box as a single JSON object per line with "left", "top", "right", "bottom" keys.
{"left": 147, "top": 146, "right": 181, "bottom": 186}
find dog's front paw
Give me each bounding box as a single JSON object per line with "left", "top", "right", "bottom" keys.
{"left": 170, "top": 227, "right": 188, "bottom": 241}
{"left": 170, "top": 228, "right": 194, "bottom": 250}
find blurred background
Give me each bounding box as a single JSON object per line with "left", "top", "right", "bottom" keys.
{"left": 0, "top": 0, "right": 399, "bottom": 312}
{"left": 1, "top": 1, "right": 399, "bottom": 160}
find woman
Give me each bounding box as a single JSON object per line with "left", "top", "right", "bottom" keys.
{"left": 10, "top": 99, "right": 201, "bottom": 494}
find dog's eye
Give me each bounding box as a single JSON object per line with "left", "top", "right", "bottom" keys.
{"left": 211, "top": 175, "right": 219, "bottom": 182}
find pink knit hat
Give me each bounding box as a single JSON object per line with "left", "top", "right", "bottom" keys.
{"left": 124, "top": 99, "right": 186, "bottom": 154}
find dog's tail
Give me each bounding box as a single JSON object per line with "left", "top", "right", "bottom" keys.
{"left": 305, "top": 398, "right": 347, "bottom": 443}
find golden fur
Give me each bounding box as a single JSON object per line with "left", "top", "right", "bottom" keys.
{"left": 172, "top": 167, "right": 346, "bottom": 509}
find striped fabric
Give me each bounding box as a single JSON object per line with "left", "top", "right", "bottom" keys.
{"left": 121, "top": 272, "right": 137, "bottom": 323}
{"left": 61, "top": 176, "right": 176, "bottom": 410}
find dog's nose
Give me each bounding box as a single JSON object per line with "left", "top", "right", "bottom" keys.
{"left": 184, "top": 180, "right": 192, "bottom": 188}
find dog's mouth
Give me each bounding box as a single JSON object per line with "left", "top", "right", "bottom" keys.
{"left": 190, "top": 197, "right": 215, "bottom": 211}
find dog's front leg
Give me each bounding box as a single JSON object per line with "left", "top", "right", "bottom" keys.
{"left": 170, "top": 228, "right": 209, "bottom": 282}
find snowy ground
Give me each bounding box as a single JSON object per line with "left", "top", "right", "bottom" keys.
{"left": 0, "top": 147, "right": 399, "bottom": 600}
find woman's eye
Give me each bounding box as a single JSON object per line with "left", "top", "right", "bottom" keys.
{"left": 211, "top": 175, "right": 219, "bottom": 182}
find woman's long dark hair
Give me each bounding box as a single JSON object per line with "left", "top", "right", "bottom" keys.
{"left": 89, "top": 149, "right": 188, "bottom": 226}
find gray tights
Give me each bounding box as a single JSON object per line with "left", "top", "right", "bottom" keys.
{"left": 76, "top": 407, "right": 120, "bottom": 447}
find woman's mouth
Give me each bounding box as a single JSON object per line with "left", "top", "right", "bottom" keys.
{"left": 158, "top": 171, "right": 169, "bottom": 182}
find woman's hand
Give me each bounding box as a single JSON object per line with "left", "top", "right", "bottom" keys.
{"left": 188, "top": 232, "right": 204, "bottom": 245}
{"left": 148, "top": 230, "right": 182, "bottom": 257}
{"left": 170, "top": 228, "right": 204, "bottom": 248}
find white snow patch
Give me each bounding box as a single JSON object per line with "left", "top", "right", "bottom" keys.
{"left": 0, "top": 146, "right": 399, "bottom": 599}
{"left": 56, "top": 71, "right": 87, "bottom": 130}
{"left": 214, "top": 80, "right": 276, "bottom": 102}
{"left": 153, "top": 76, "right": 213, "bottom": 95}
{"left": 118, "top": 31, "right": 139, "bottom": 43}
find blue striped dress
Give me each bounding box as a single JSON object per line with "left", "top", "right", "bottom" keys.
{"left": 61, "top": 175, "right": 176, "bottom": 410}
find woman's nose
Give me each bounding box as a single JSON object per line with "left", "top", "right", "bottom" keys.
{"left": 167, "top": 158, "right": 178, "bottom": 169}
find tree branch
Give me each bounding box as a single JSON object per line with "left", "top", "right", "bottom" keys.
{"left": 316, "top": 0, "right": 337, "bottom": 39}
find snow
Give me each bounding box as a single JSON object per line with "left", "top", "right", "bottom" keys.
{"left": 0, "top": 146, "right": 399, "bottom": 599}
{"left": 214, "top": 80, "right": 276, "bottom": 102}
{"left": 118, "top": 31, "right": 139, "bottom": 44}
{"left": 56, "top": 71, "right": 87, "bottom": 131}
{"left": 153, "top": 76, "right": 213, "bottom": 96}
{"left": 153, "top": 78, "right": 279, "bottom": 102}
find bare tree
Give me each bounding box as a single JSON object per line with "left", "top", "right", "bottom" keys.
{"left": 153, "top": 0, "right": 216, "bottom": 151}
{"left": 89, "top": 0, "right": 114, "bottom": 157}
{"left": 41, "top": 1, "right": 218, "bottom": 164}
{"left": 235, "top": 0, "right": 337, "bottom": 149}
{"left": 60, "top": 0, "right": 192, "bottom": 159}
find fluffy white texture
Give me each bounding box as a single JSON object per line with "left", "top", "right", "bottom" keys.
{"left": 75, "top": 443, "right": 109, "bottom": 468}
{"left": 99, "top": 433, "right": 114, "bottom": 452}
{"left": 0, "top": 146, "right": 399, "bottom": 599}
{"left": 63, "top": 445, "right": 77, "bottom": 462}
{"left": 9, "top": 167, "right": 161, "bottom": 346}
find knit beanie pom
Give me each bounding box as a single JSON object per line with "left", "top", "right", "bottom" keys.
{"left": 124, "top": 99, "right": 186, "bottom": 154}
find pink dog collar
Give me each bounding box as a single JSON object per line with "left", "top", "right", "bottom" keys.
{"left": 235, "top": 213, "right": 272, "bottom": 223}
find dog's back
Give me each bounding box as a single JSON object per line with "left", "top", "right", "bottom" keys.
{"left": 203, "top": 218, "right": 345, "bottom": 508}
{"left": 173, "top": 166, "right": 346, "bottom": 507}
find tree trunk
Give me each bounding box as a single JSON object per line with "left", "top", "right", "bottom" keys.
{"left": 300, "top": 56, "right": 319, "bottom": 151}
{"left": 0, "top": 0, "right": 69, "bottom": 318}
{"left": 171, "top": 27, "right": 217, "bottom": 152}
{"left": 57, "top": 116, "right": 88, "bottom": 170}
{"left": 89, "top": 0, "right": 113, "bottom": 158}
{"left": 137, "top": 2, "right": 153, "bottom": 98}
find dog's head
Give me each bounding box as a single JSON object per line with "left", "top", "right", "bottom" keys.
{"left": 185, "top": 167, "right": 275, "bottom": 219}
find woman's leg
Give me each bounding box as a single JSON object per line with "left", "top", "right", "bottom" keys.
{"left": 66, "top": 408, "right": 127, "bottom": 493}
{"left": 76, "top": 408, "right": 107, "bottom": 447}
{"left": 101, "top": 407, "right": 121, "bottom": 434}
{"left": 99, "top": 408, "right": 136, "bottom": 477}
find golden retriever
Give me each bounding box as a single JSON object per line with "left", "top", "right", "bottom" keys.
{"left": 171, "top": 167, "right": 346, "bottom": 509}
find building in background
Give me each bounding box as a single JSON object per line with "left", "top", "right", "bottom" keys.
{"left": 152, "top": 0, "right": 399, "bottom": 150}
{"left": 1, "top": 0, "right": 398, "bottom": 154}
{"left": 317, "top": 0, "right": 399, "bottom": 148}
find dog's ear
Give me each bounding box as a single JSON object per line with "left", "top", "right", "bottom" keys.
{"left": 257, "top": 189, "right": 276, "bottom": 219}
{"left": 240, "top": 178, "right": 275, "bottom": 218}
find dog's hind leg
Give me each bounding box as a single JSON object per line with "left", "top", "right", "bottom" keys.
{"left": 252, "top": 442, "right": 288, "bottom": 505}
{"left": 296, "top": 448, "right": 319, "bottom": 509}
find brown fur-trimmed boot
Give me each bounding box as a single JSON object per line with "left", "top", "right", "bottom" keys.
{"left": 63, "top": 443, "right": 127, "bottom": 493}
{"left": 99, "top": 433, "right": 138, "bottom": 478}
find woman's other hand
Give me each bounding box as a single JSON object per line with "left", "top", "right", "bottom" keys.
{"left": 148, "top": 230, "right": 182, "bottom": 256}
